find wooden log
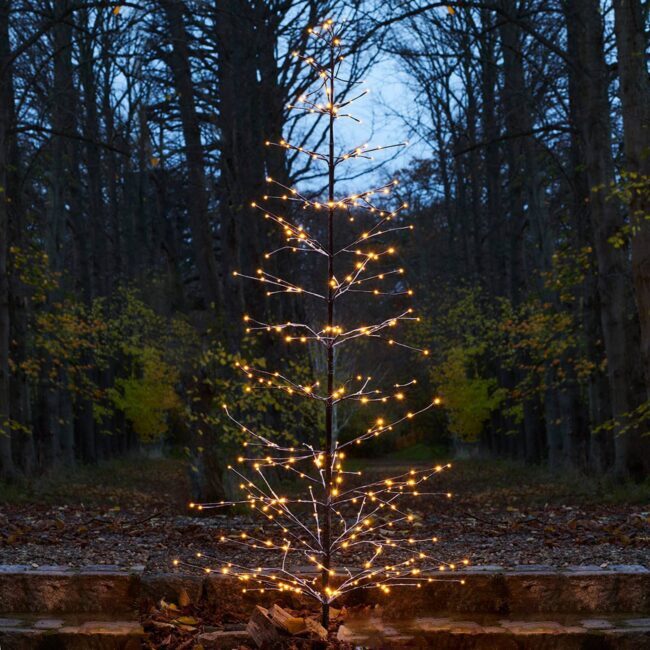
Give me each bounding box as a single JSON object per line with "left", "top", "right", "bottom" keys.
{"left": 303, "top": 616, "right": 328, "bottom": 641}
{"left": 246, "top": 604, "right": 328, "bottom": 648}
{"left": 268, "top": 604, "right": 308, "bottom": 635}
{"left": 246, "top": 605, "right": 284, "bottom": 648}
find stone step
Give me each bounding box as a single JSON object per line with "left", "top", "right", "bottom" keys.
{"left": 337, "top": 614, "right": 650, "bottom": 649}
{"left": 0, "top": 614, "right": 144, "bottom": 650}
{"left": 0, "top": 564, "right": 648, "bottom": 616}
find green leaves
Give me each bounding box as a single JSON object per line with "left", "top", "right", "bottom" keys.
{"left": 108, "top": 347, "right": 181, "bottom": 442}
{"left": 409, "top": 278, "right": 596, "bottom": 443}
{"left": 184, "top": 341, "right": 321, "bottom": 450}
{"left": 434, "top": 345, "right": 505, "bottom": 442}
{"left": 605, "top": 171, "right": 650, "bottom": 248}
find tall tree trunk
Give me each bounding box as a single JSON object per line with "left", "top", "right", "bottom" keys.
{"left": 613, "top": 0, "right": 650, "bottom": 406}
{"left": 42, "top": 0, "right": 77, "bottom": 469}
{"left": 564, "top": 0, "right": 644, "bottom": 478}
{"left": 499, "top": 1, "right": 550, "bottom": 463}
{"left": 498, "top": 3, "right": 527, "bottom": 304}
{"left": 159, "top": 0, "right": 222, "bottom": 310}
{"left": 257, "top": 7, "right": 298, "bottom": 327}
{"left": 479, "top": 8, "right": 504, "bottom": 294}
{"left": 460, "top": 53, "right": 483, "bottom": 279}
{"left": 435, "top": 124, "right": 456, "bottom": 271}
{"left": 7, "top": 34, "right": 33, "bottom": 474}
{"left": 0, "top": 0, "right": 15, "bottom": 479}
{"left": 565, "top": 14, "right": 613, "bottom": 472}
{"left": 79, "top": 10, "right": 104, "bottom": 298}
{"left": 100, "top": 28, "right": 121, "bottom": 290}
{"left": 452, "top": 136, "right": 472, "bottom": 276}
{"left": 215, "top": 0, "right": 266, "bottom": 330}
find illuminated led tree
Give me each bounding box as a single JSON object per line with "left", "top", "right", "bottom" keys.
{"left": 175, "top": 20, "right": 467, "bottom": 628}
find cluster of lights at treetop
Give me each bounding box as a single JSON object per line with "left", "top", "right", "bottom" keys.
{"left": 173, "top": 19, "right": 469, "bottom": 628}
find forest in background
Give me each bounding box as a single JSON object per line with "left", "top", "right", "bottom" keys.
{"left": 0, "top": 0, "right": 649, "bottom": 495}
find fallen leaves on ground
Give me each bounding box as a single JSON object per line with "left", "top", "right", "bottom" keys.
{"left": 0, "top": 458, "right": 647, "bottom": 573}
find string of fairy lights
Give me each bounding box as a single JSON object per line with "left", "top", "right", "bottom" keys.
{"left": 174, "top": 19, "right": 468, "bottom": 625}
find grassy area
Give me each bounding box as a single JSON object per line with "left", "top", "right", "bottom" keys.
{"left": 1, "top": 450, "right": 649, "bottom": 510}
{"left": 445, "top": 458, "right": 650, "bottom": 506}
{"left": 390, "top": 442, "right": 449, "bottom": 462}
{"left": 345, "top": 453, "right": 650, "bottom": 506}
{"left": 343, "top": 443, "right": 450, "bottom": 471}
{"left": 0, "top": 456, "right": 189, "bottom": 510}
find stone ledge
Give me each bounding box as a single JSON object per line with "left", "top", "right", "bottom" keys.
{"left": 0, "top": 569, "right": 141, "bottom": 615}
{"left": 0, "top": 564, "right": 145, "bottom": 574}
{"left": 201, "top": 567, "right": 650, "bottom": 618}
{"left": 1, "top": 563, "right": 646, "bottom": 574}
{"left": 0, "top": 565, "right": 648, "bottom": 616}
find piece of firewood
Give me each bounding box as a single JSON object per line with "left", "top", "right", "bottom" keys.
{"left": 303, "top": 617, "right": 328, "bottom": 641}
{"left": 268, "top": 604, "right": 308, "bottom": 635}
{"left": 246, "top": 605, "right": 285, "bottom": 648}
{"left": 247, "top": 604, "right": 329, "bottom": 647}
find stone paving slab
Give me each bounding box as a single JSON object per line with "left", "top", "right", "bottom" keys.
{"left": 0, "top": 615, "right": 144, "bottom": 650}
{"left": 338, "top": 615, "right": 650, "bottom": 649}
{"left": 197, "top": 629, "right": 251, "bottom": 648}
{"left": 1, "top": 610, "right": 649, "bottom": 648}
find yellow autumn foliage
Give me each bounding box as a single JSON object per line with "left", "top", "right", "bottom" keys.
{"left": 109, "top": 347, "right": 181, "bottom": 442}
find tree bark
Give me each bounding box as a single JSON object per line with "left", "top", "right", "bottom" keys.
{"left": 565, "top": 13, "right": 613, "bottom": 472}
{"left": 460, "top": 52, "right": 483, "bottom": 279}
{"left": 100, "top": 27, "right": 122, "bottom": 289}
{"left": 564, "top": 0, "right": 645, "bottom": 478}
{"left": 79, "top": 9, "right": 104, "bottom": 298}
{"left": 41, "top": 0, "right": 77, "bottom": 469}
{"left": 159, "top": 0, "right": 222, "bottom": 310}
{"left": 479, "top": 8, "right": 504, "bottom": 294}
{"left": 613, "top": 0, "right": 650, "bottom": 403}
{"left": 215, "top": 0, "right": 266, "bottom": 329}
{"left": 7, "top": 28, "right": 32, "bottom": 474}
{"left": 499, "top": 1, "right": 551, "bottom": 463}
{"left": 497, "top": 1, "right": 527, "bottom": 304}
{"left": 0, "top": 0, "right": 15, "bottom": 479}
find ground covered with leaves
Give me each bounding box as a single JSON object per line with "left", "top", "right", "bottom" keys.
{"left": 141, "top": 595, "right": 347, "bottom": 649}
{"left": 0, "top": 455, "right": 648, "bottom": 573}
